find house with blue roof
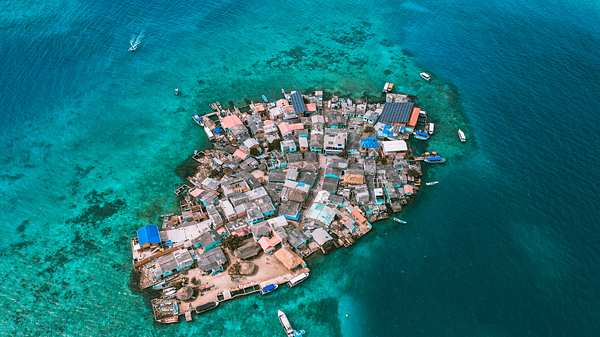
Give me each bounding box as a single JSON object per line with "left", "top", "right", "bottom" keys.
{"left": 360, "top": 137, "right": 380, "bottom": 150}
{"left": 137, "top": 224, "right": 161, "bottom": 247}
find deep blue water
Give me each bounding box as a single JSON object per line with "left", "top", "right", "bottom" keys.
{"left": 1, "top": 1, "right": 599, "bottom": 336}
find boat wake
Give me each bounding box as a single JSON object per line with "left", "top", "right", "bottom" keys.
{"left": 129, "top": 31, "right": 144, "bottom": 52}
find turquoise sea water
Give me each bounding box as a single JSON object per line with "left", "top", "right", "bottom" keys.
{"left": 1, "top": 1, "right": 599, "bottom": 336}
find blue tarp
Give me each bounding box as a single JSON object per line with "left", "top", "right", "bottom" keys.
{"left": 214, "top": 127, "right": 224, "bottom": 134}
{"left": 137, "top": 224, "right": 160, "bottom": 245}
{"left": 378, "top": 124, "right": 395, "bottom": 138}
{"left": 361, "top": 137, "right": 380, "bottom": 149}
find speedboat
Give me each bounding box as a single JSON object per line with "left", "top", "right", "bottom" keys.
{"left": 174, "top": 87, "right": 181, "bottom": 96}
{"left": 260, "top": 283, "right": 278, "bottom": 295}
{"left": 458, "top": 129, "right": 467, "bottom": 143}
{"left": 128, "top": 42, "right": 139, "bottom": 52}
{"left": 414, "top": 130, "right": 430, "bottom": 141}
{"left": 423, "top": 155, "right": 446, "bottom": 164}
{"left": 420, "top": 72, "right": 432, "bottom": 81}
{"left": 392, "top": 217, "right": 407, "bottom": 224}
{"left": 261, "top": 94, "right": 269, "bottom": 103}
{"left": 425, "top": 181, "right": 439, "bottom": 186}
{"left": 129, "top": 32, "right": 143, "bottom": 52}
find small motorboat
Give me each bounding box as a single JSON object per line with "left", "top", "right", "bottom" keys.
{"left": 423, "top": 155, "right": 446, "bottom": 164}
{"left": 174, "top": 87, "right": 181, "bottom": 96}
{"left": 204, "top": 126, "right": 214, "bottom": 140}
{"left": 420, "top": 72, "right": 432, "bottom": 81}
{"left": 383, "top": 82, "right": 395, "bottom": 93}
{"left": 278, "top": 310, "right": 305, "bottom": 337}
{"left": 129, "top": 32, "right": 143, "bottom": 52}
{"left": 392, "top": 217, "right": 407, "bottom": 224}
{"left": 192, "top": 114, "right": 204, "bottom": 126}
{"left": 427, "top": 122, "right": 435, "bottom": 134}
{"left": 278, "top": 310, "right": 295, "bottom": 337}
{"left": 261, "top": 94, "right": 269, "bottom": 103}
{"left": 425, "top": 181, "right": 439, "bottom": 186}
{"left": 260, "top": 283, "right": 278, "bottom": 295}
{"left": 414, "top": 130, "right": 430, "bottom": 141}
{"left": 128, "top": 42, "right": 139, "bottom": 52}
{"left": 458, "top": 129, "right": 467, "bottom": 143}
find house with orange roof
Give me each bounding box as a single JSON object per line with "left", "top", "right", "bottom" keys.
{"left": 233, "top": 148, "right": 249, "bottom": 161}
{"left": 351, "top": 206, "right": 368, "bottom": 226}
{"left": 407, "top": 107, "right": 421, "bottom": 128}
{"left": 257, "top": 232, "right": 282, "bottom": 254}
{"left": 273, "top": 247, "right": 306, "bottom": 271}
{"left": 221, "top": 115, "right": 243, "bottom": 129}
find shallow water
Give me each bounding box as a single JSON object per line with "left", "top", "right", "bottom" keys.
{"left": 1, "top": 0, "right": 599, "bottom": 336}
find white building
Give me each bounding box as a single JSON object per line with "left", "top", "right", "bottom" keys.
{"left": 323, "top": 128, "right": 347, "bottom": 155}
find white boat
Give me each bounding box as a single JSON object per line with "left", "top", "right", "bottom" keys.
{"left": 287, "top": 272, "right": 309, "bottom": 287}
{"left": 425, "top": 181, "right": 439, "bottom": 186}
{"left": 427, "top": 122, "right": 435, "bottom": 134}
{"left": 383, "top": 82, "right": 394, "bottom": 93}
{"left": 174, "top": 87, "right": 180, "bottom": 96}
{"left": 203, "top": 126, "right": 214, "bottom": 140}
{"left": 392, "top": 217, "right": 407, "bottom": 224}
{"left": 192, "top": 114, "right": 204, "bottom": 126}
{"left": 163, "top": 288, "right": 177, "bottom": 297}
{"left": 278, "top": 310, "right": 295, "bottom": 337}
{"left": 458, "top": 128, "right": 467, "bottom": 142}
{"left": 420, "top": 72, "right": 432, "bottom": 81}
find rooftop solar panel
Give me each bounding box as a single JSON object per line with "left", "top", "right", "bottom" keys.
{"left": 378, "top": 102, "right": 415, "bottom": 124}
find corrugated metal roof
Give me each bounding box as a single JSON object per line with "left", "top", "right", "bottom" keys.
{"left": 137, "top": 224, "right": 160, "bottom": 245}
{"left": 378, "top": 102, "right": 415, "bottom": 124}
{"left": 290, "top": 91, "right": 307, "bottom": 113}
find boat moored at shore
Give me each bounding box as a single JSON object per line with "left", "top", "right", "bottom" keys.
{"left": 427, "top": 122, "right": 435, "bottom": 134}
{"left": 260, "top": 283, "right": 278, "bottom": 295}
{"left": 192, "top": 114, "right": 204, "bottom": 126}
{"left": 423, "top": 155, "right": 446, "bottom": 164}
{"left": 414, "top": 130, "right": 430, "bottom": 141}
{"left": 287, "top": 272, "right": 309, "bottom": 287}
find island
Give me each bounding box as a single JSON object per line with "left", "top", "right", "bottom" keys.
{"left": 130, "top": 86, "right": 445, "bottom": 324}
